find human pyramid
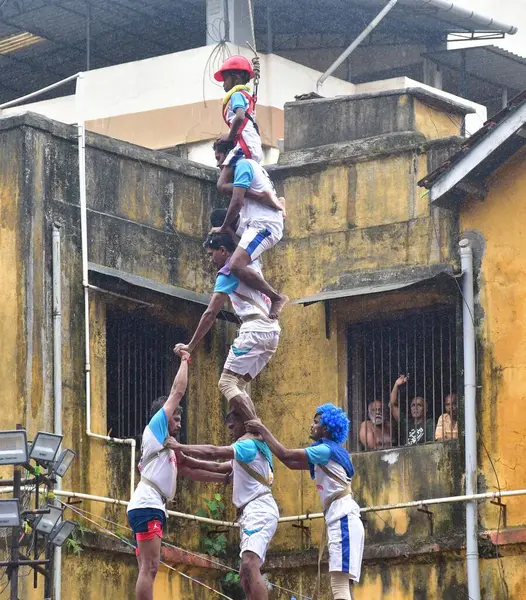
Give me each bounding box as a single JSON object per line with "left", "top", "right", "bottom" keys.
{"left": 126, "top": 56, "right": 365, "bottom": 600}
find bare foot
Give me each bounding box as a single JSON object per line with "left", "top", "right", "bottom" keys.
{"left": 269, "top": 294, "right": 289, "bottom": 319}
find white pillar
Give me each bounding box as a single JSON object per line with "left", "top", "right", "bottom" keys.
{"left": 206, "top": 0, "right": 253, "bottom": 47}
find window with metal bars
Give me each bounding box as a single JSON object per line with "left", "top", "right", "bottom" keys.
{"left": 348, "top": 306, "right": 457, "bottom": 452}
{"left": 106, "top": 307, "right": 186, "bottom": 441}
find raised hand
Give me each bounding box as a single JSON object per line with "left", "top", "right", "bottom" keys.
{"left": 174, "top": 343, "right": 191, "bottom": 357}
{"left": 395, "top": 374, "right": 409, "bottom": 387}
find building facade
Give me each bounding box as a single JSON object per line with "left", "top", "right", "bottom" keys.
{"left": 0, "top": 85, "right": 525, "bottom": 598}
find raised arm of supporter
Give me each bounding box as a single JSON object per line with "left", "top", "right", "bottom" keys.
{"left": 389, "top": 374, "right": 408, "bottom": 422}
{"left": 162, "top": 352, "right": 191, "bottom": 418}
{"left": 174, "top": 293, "right": 227, "bottom": 356}
{"left": 245, "top": 420, "right": 309, "bottom": 470}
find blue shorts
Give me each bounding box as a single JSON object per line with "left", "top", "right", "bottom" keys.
{"left": 128, "top": 508, "right": 166, "bottom": 544}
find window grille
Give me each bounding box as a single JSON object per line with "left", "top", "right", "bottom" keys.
{"left": 106, "top": 308, "right": 185, "bottom": 440}
{"left": 348, "top": 307, "right": 457, "bottom": 452}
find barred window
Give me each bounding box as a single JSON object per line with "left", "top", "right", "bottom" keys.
{"left": 348, "top": 307, "right": 457, "bottom": 452}
{"left": 106, "top": 307, "right": 186, "bottom": 440}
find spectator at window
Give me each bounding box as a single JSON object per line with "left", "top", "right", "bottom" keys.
{"left": 389, "top": 375, "right": 435, "bottom": 446}
{"left": 435, "top": 393, "right": 458, "bottom": 440}
{"left": 359, "top": 400, "right": 394, "bottom": 450}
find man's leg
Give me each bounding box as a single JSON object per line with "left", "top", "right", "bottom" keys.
{"left": 239, "top": 551, "right": 268, "bottom": 600}
{"left": 229, "top": 246, "right": 288, "bottom": 319}
{"left": 219, "top": 369, "right": 257, "bottom": 420}
{"left": 135, "top": 536, "right": 162, "bottom": 600}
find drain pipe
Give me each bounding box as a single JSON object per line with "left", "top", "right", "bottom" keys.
{"left": 52, "top": 224, "right": 63, "bottom": 600}
{"left": 460, "top": 238, "right": 480, "bottom": 600}
{"left": 75, "top": 73, "right": 136, "bottom": 497}
{"left": 317, "top": 0, "right": 398, "bottom": 90}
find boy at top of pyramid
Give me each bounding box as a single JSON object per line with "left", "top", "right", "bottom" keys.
{"left": 214, "top": 55, "right": 285, "bottom": 215}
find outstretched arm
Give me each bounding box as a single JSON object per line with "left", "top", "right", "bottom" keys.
{"left": 174, "top": 293, "right": 227, "bottom": 356}
{"left": 245, "top": 421, "right": 309, "bottom": 470}
{"left": 177, "top": 452, "right": 233, "bottom": 482}
{"left": 163, "top": 353, "right": 191, "bottom": 418}
{"left": 390, "top": 375, "right": 408, "bottom": 423}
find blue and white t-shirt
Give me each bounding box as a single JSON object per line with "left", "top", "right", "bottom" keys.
{"left": 231, "top": 438, "right": 279, "bottom": 518}
{"left": 127, "top": 408, "right": 178, "bottom": 514}
{"left": 214, "top": 259, "right": 280, "bottom": 334}
{"left": 305, "top": 444, "right": 360, "bottom": 525}
{"left": 233, "top": 159, "right": 283, "bottom": 236}
{"left": 225, "top": 92, "right": 262, "bottom": 162}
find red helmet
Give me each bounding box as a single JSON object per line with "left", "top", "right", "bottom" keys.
{"left": 214, "top": 55, "right": 254, "bottom": 82}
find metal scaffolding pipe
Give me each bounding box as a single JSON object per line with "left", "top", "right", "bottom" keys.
{"left": 317, "top": 0, "right": 399, "bottom": 89}
{"left": 0, "top": 73, "right": 80, "bottom": 110}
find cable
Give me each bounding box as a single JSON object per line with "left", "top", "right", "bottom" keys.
{"left": 60, "top": 501, "right": 235, "bottom": 600}
{"left": 61, "top": 501, "right": 313, "bottom": 600}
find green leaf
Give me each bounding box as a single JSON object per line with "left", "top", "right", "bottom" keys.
{"left": 214, "top": 493, "right": 222, "bottom": 501}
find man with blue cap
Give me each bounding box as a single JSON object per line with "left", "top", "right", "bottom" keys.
{"left": 246, "top": 404, "right": 364, "bottom": 600}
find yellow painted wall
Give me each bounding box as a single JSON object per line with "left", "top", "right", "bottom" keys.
{"left": 460, "top": 147, "right": 526, "bottom": 532}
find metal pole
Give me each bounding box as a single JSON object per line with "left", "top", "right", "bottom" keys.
{"left": 460, "top": 238, "right": 481, "bottom": 600}
{"left": 86, "top": 2, "right": 91, "bottom": 71}
{"left": 317, "top": 0, "right": 398, "bottom": 89}
{"left": 52, "top": 224, "right": 62, "bottom": 600}
{"left": 10, "top": 425, "right": 23, "bottom": 600}
{"left": 0, "top": 73, "right": 80, "bottom": 110}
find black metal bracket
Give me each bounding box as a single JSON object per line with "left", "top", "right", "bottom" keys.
{"left": 490, "top": 498, "right": 507, "bottom": 529}
{"left": 417, "top": 504, "right": 434, "bottom": 537}
{"left": 292, "top": 520, "right": 312, "bottom": 547}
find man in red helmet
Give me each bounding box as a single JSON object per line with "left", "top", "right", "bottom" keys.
{"left": 214, "top": 55, "right": 285, "bottom": 214}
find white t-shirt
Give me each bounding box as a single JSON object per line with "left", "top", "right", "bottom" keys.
{"left": 214, "top": 260, "right": 281, "bottom": 334}
{"left": 231, "top": 438, "right": 279, "bottom": 518}
{"left": 305, "top": 446, "right": 361, "bottom": 525}
{"left": 127, "top": 408, "right": 177, "bottom": 514}
{"left": 233, "top": 159, "right": 284, "bottom": 235}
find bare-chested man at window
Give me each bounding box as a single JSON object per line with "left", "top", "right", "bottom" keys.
{"left": 359, "top": 400, "right": 394, "bottom": 450}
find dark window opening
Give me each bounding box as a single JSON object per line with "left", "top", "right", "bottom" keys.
{"left": 106, "top": 307, "right": 186, "bottom": 441}
{"left": 348, "top": 306, "right": 457, "bottom": 452}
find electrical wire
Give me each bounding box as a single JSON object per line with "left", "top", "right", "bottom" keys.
{"left": 60, "top": 501, "right": 314, "bottom": 600}
{"left": 60, "top": 501, "right": 235, "bottom": 600}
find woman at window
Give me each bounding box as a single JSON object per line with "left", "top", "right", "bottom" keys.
{"left": 435, "top": 393, "right": 458, "bottom": 440}
{"left": 389, "top": 375, "right": 435, "bottom": 445}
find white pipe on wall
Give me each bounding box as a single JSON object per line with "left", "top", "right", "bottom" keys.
{"left": 52, "top": 224, "right": 63, "bottom": 600}
{"left": 460, "top": 238, "right": 481, "bottom": 600}
{"left": 75, "top": 73, "right": 137, "bottom": 498}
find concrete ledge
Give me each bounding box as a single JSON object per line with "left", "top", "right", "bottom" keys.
{"left": 0, "top": 111, "right": 218, "bottom": 182}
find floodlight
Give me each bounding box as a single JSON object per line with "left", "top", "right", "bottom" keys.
{"left": 34, "top": 504, "right": 63, "bottom": 535}
{"left": 49, "top": 520, "right": 77, "bottom": 547}
{"left": 0, "top": 430, "right": 28, "bottom": 466}
{"left": 0, "top": 499, "right": 21, "bottom": 528}
{"left": 29, "top": 432, "right": 62, "bottom": 465}
{"left": 52, "top": 449, "right": 75, "bottom": 478}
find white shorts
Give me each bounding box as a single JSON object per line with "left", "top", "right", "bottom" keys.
{"left": 238, "top": 224, "right": 282, "bottom": 261}
{"left": 239, "top": 506, "right": 278, "bottom": 564}
{"left": 327, "top": 513, "right": 365, "bottom": 582}
{"left": 224, "top": 330, "right": 280, "bottom": 379}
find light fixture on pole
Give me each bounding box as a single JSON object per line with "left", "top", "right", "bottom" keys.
{"left": 33, "top": 504, "right": 63, "bottom": 535}
{"left": 51, "top": 449, "right": 76, "bottom": 478}
{"left": 0, "top": 499, "right": 21, "bottom": 528}
{"left": 0, "top": 430, "right": 28, "bottom": 466}
{"left": 29, "top": 432, "right": 63, "bottom": 465}
{"left": 49, "top": 520, "right": 77, "bottom": 547}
